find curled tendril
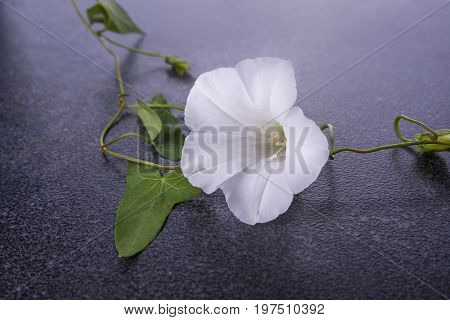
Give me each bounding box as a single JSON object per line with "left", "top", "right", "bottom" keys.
{"left": 393, "top": 115, "right": 438, "bottom": 143}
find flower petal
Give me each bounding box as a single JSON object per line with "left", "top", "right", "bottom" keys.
{"left": 235, "top": 57, "right": 297, "bottom": 119}
{"left": 184, "top": 67, "right": 266, "bottom": 131}
{"left": 220, "top": 159, "right": 293, "bottom": 225}
{"left": 280, "top": 107, "right": 329, "bottom": 194}
{"left": 181, "top": 131, "right": 264, "bottom": 194}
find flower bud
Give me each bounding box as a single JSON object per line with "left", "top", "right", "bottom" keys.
{"left": 415, "top": 129, "right": 450, "bottom": 152}
{"left": 165, "top": 55, "right": 190, "bottom": 77}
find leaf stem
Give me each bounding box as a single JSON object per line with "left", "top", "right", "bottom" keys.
{"left": 102, "top": 132, "right": 151, "bottom": 148}
{"left": 127, "top": 103, "right": 185, "bottom": 111}
{"left": 99, "top": 104, "right": 126, "bottom": 147}
{"left": 101, "top": 132, "right": 178, "bottom": 170}
{"left": 101, "top": 148, "right": 178, "bottom": 170}
{"left": 101, "top": 34, "right": 164, "bottom": 59}
{"left": 146, "top": 103, "right": 185, "bottom": 111}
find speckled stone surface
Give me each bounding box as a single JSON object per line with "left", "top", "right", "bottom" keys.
{"left": 0, "top": 0, "right": 449, "bottom": 299}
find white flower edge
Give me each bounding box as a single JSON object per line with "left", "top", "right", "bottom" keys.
{"left": 181, "top": 57, "right": 329, "bottom": 224}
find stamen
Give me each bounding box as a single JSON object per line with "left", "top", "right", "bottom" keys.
{"left": 267, "top": 123, "right": 287, "bottom": 161}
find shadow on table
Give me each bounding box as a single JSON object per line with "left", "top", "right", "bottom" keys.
{"left": 392, "top": 148, "right": 450, "bottom": 187}
{"left": 414, "top": 152, "right": 450, "bottom": 186}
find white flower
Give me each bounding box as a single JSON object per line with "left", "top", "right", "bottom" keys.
{"left": 181, "top": 57, "right": 329, "bottom": 225}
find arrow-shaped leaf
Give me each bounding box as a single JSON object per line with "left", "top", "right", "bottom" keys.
{"left": 115, "top": 162, "right": 201, "bottom": 257}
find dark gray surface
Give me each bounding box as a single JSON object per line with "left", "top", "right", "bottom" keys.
{"left": 1, "top": 0, "right": 449, "bottom": 299}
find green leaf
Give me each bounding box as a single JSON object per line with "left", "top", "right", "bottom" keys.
{"left": 137, "top": 100, "right": 162, "bottom": 140}
{"left": 149, "top": 93, "right": 167, "bottom": 105}
{"left": 164, "top": 55, "right": 190, "bottom": 77}
{"left": 144, "top": 93, "right": 185, "bottom": 161}
{"left": 115, "top": 162, "right": 201, "bottom": 257}
{"left": 86, "top": 0, "right": 143, "bottom": 34}
{"left": 86, "top": 3, "right": 108, "bottom": 25}
{"left": 153, "top": 108, "right": 185, "bottom": 161}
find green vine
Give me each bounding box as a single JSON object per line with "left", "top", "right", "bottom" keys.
{"left": 321, "top": 115, "right": 450, "bottom": 159}
{"left": 71, "top": 0, "right": 185, "bottom": 170}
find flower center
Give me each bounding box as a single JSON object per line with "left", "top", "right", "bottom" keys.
{"left": 267, "top": 124, "right": 286, "bottom": 161}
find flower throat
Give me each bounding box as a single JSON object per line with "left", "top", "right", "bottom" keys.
{"left": 268, "top": 123, "right": 287, "bottom": 161}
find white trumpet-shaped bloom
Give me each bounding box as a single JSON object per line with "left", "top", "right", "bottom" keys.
{"left": 181, "top": 57, "right": 329, "bottom": 224}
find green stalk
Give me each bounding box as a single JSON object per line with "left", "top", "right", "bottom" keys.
{"left": 101, "top": 34, "right": 164, "bottom": 59}
{"left": 71, "top": 0, "right": 126, "bottom": 96}
{"left": 127, "top": 103, "right": 185, "bottom": 111}
{"left": 102, "top": 132, "right": 151, "bottom": 148}
{"left": 321, "top": 115, "right": 448, "bottom": 158}
{"left": 71, "top": 0, "right": 178, "bottom": 170}
{"left": 330, "top": 140, "right": 450, "bottom": 157}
